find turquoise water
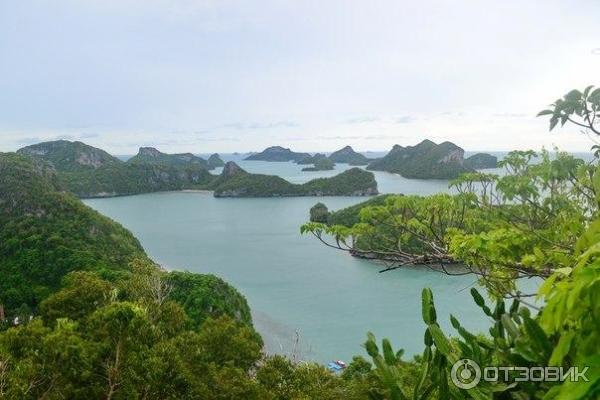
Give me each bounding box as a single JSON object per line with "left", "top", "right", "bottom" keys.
{"left": 83, "top": 158, "right": 513, "bottom": 363}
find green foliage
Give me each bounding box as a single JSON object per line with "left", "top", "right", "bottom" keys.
{"left": 0, "top": 153, "right": 146, "bottom": 315}
{"left": 167, "top": 271, "right": 253, "bottom": 328}
{"left": 537, "top": 86, "right": 600, "bottom": 135}
{"left": 303, "top": 149, "right": 596, "bottom": 295}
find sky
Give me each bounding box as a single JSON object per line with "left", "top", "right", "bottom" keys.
{"left": 1, "top": 0, "right": 599, "bottom": 154}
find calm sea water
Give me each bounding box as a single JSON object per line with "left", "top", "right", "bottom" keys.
{"left": 84, "top": 154, "right": 537, "bottom": 363}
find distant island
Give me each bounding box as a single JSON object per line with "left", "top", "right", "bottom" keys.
{"left": 463, "top": 152, "right": 498, "bottom": 169}
{"left": 244, "top": 146, "right": 310, "bottom": 162}
{"left": 328, "top": 145, "right": 370, "bottom": 165}
{"left": 249, "top": 145, "right": 371, "bottom": 166}
{"left": 301, "top": 158, "right": 335, "bottom": 171}
{"left": 15, "top": 140, "right": 377, "bottom": 198}
{"left": 297, "top": 153, "right": 327, "bottom": 165}
{"left": 207, "top": 153, "right": 225, "bottom": 168}
{"left": 366, "top": 140, "right": 497, "bottom": 179}
{"left": 127, "top": 146, "right": 211, "bottom": 169}
{"left": 212, "top": 162, "right": 377, "bottom": 197}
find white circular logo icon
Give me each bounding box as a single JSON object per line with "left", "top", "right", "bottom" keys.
{"left": 451, "top": 359, "right": 481, "bottom": 389}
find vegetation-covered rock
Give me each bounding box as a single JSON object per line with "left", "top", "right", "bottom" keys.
{"left": 301, "top": 157, "right": 335, "bottom": 171}
{"left": 127, "top": 147, "right": 209, "bottom": 169}
{"left": 244, "top": 146, "right": 311, "bottom": 162}
{"left": 328, "top": 145, "right": 370, "bottom": 165}
{"left": 207, "top": 153, "right": 225, "bottom": 168}
{"left": 367, "top": 139, "right": 468, "bottom": 179}
{"left": 17, "top": 140, "right": 121, "bottom": 171}
{"left": 309, "top": 202, "right": 330, "bottom": 223}
{"left": 213, "top": 162, "right": 378, "bottom": 197}
{"left": 464, "top": 152, "right": 498, "bottom": 169}
{"left": 17, "top": 141, "right": 216, "bottom": 198}
{"left": 297, "top": 153, "right": 327, "bottom": 165}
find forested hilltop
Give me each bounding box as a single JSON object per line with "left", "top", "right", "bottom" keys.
{"left": 16, "top": 141, "right": 378, "bottom": 198}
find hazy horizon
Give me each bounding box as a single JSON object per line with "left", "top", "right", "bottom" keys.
{"left": 1, "top": 1, "right": 599, "bottom": 153}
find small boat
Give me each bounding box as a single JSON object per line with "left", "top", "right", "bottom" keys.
{"left": 327, "top": 360, "right": 347, "bottom": 372}
{"left": 327, "top": 362, "right": 342, "bottom": 372}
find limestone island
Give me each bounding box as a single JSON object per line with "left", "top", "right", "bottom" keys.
{"left": 367, "top": 139, "right": 497, "bottom": 179}
{"left": 244, "top": 146, "right": 311, "bottom": 162}
{"left": 328, "top": 145, "right": 370, "bottom": 165}
{"left": 301, "top": 158, "right": 335, "bottom": 171}
{"left": 212, "top": 162, "right": 377, "bottom": 197}
{"left": 15, "top": 140, "right": 378, "bottom": 198}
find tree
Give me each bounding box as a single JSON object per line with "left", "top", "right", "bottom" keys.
{"left": 302, "top": 87, "right": 600, "bottom": 398}
{"left": 537, "top": 86, "right": 600, "bottom": 135}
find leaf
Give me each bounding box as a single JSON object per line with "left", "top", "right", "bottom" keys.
{"left": 548, "top": 331, "right": 575, "bottom": 366}
{"left": 537, "top": 109, "right": 554, "bottom": 117}
{"left": 428, "top": 325, "right": 452, "bottom": 357}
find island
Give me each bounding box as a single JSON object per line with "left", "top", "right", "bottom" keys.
{"left": 464, "top": 153, "right": 498, "bottom": 169}
{"left": 127, "top": 146, "right": 210, "bottom": 169}
{"left": 244, "top": 146, "right": 311, "bottom": 162}
{"left": 367, "top": 140, "right": 468, "bottom": 179}
{"left": 297, "top": 153, "right": 327, "bottom": 165}
{"left": 207, "top": 153, "right": 225, "bottom": 168}
{"left": 15, "top": 140, "right": 378, "bottom": 198}
{"left": 328, "top": 145, "right": 370, "bottom": 165}
{"left": 18, "top": 141, "right": 214, "bottom": 198}
{"left": 301, "top": 157, "right": 335, "bottom": 171}
{"left": 211, "top": 162, "right": 378, "bottom": 197}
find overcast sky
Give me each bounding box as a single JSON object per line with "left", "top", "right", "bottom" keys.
{"left": 1, "top": 0, "right": 599, "bottom": 154}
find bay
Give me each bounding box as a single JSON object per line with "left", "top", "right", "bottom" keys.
{"left": 84, "top": 155, "right": 513, "bottom": 363}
